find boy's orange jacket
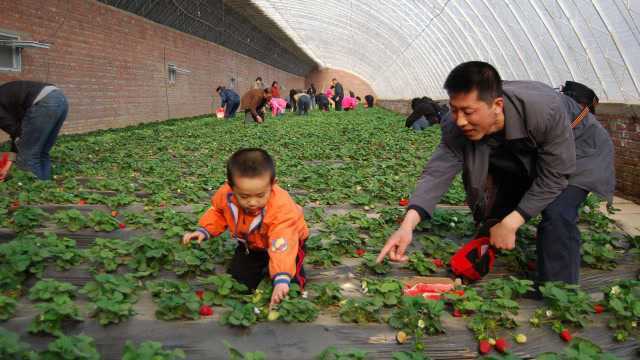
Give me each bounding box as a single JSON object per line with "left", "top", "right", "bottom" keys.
{"left": 196, "top": 183, "right": 309, "bottom": 285}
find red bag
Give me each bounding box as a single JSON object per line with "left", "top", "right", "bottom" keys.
{"left": 215, "top": 107, "right": 225, "bottom": 119}
{"left": 0, "top": 152, "right": 9, "bottom": 169}
{"left": 450, "top": 236, "right": 496, "bottom": 282}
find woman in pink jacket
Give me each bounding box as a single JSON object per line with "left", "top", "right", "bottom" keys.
{"left": 341, "top": 96, "right": 358, "bottom": 111}
{"left": 270, "top": 97, "right": 287, "bottom": 117}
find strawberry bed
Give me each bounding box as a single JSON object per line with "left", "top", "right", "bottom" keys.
{"left": 0, "top": 108, "right": 638, "bottom": 359}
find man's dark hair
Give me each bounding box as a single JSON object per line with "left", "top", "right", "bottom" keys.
{"left": 216, "top": 86, "right": 223, "bottom": 92}
{"left": 331, "top": 78, "right": 337, "bottom": 82}
{"left": 226, "top": 148, "right": 275, "bottom": 186}
{"left": 444, "top": 61, "right": 502, "bottom": 103}
{"left": 256, "top": 77, "right": 262, "bottom": 82}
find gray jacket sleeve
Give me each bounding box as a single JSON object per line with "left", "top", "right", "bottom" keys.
{"left": 408, "top": 120, "right": 464, "bottom": 220}
{"left": 515, "top": 98, "right": 576, "bottom": 220}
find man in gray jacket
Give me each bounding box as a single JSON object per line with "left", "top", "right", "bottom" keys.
{"left": 377, "top": 61, "right": 614, "bottom": 285}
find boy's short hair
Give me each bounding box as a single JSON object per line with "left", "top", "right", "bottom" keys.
{"left": 444, "top": 61, "right": 502, "bottom": 104}
{"left": 216, "top": 86, "right": 223, "bottom": 92}
{"left": 226, "top": 148, "right": 276, "bottom": 186}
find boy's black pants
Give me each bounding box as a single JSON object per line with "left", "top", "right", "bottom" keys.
{"left": 227, "top": 244, "right": 307, "bottom": 291}
{"left": 486, "top": 177, "right": 588, "bottom": 285}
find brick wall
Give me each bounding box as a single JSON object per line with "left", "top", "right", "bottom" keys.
{"left": 0, "top": 0, "right": 305, "bottom": 141}
{"left": 597, "top": 103, "right": 640, "bottom": 203}
{"left": 305, "top": 68, "right": 376, "bottom": 100}
{"left": 379, "top": 98, "right": 640, "bottom": 202}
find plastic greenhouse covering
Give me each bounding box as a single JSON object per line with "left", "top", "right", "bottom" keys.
{"left": 253, "top": 0, "right": 640, "bottom": 102}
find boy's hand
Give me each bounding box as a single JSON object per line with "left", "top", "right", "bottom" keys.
{"left": 182, "top": 231, "right": 205, "bottom": 245}
{"left": 270, "top": 283, "right": 289, "bottom": 307}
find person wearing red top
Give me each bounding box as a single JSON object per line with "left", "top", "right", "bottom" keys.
{"left": 182, "top": 148, "right": 309, "bottom": 306}
{"left": 271, "top": 81, "right": 281, "bottom": 98}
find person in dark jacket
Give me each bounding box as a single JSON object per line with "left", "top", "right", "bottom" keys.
{"left": 330, "top": 79, "right": 344, "bottom": 111}
{"left": 405, "top": 97, "right": 440, "bottom": 131}
{"left": 216, "top": 86, "right": 240, "bottom": 119}
{"left": 307, "top": 84, "right": 317, "bottom": 109}
{"left": 377, "top": 61, "right": 614, "bottom": 287}
{"left": 364, "top": 95, "right": 374, "bottom": 108}
{"left": 315, "top": 93, "right": 330, "bottom": 112}
{"left": 0, "top": 81, "right": 68, "bottom": 181}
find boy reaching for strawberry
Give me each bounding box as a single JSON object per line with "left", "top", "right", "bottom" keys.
{"left": 182, "top": 148, "right": 309, "bottom": 307}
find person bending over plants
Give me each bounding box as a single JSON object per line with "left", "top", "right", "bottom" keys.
{"left": 182, "top": 148, "right": 309, "bottom": 307}
{"left": 377, "top": 61, "right": 614, "bottom": 288}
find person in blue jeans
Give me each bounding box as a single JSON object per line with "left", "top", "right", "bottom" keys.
{"left": 0, "top": 81, "right": 68, "bottom": 181}
{"left": 216, "top": 86, "right": 240, "bottom": 119}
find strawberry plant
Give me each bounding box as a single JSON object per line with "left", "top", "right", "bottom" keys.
{"left": 128, "top": 236, "right": 177, "bottom": 276}
{"left": 274, "top": 298, "right": 319, "bottom": 322}
{"left": 361, "top": 253, "right": 391, "bottom": 275}
{"left": 579, "top": 194, "right": 613, "bottom": 233}
{"left": 392, "top": 350, "right": 432, "bottom": 360}
{"left": 602, "top": 280, "right": 639, "bottom": 342}
{"left": 197, "top": 274, "right": 248, "bottom": 305}
{"left": 40, "top": 334, "right": 100, "bottom": 360}
{"left": 84, "top": 238, "right": 132, "bottom": 273}
{"left": 361, "top": 278, "right": 403, "bottom": 306}
{"left": 581, "top": 232, "right": 619, "bottom": 270}
{"left": 389, "top": 297, "right": 445, "bottom": 352}
{"left": 0, "top": 327, "right": 38, "bottom": 359}
{"left": 121, "top": 211, "right": 153, "bottom": 228}
{"left": 535, "top": 337, "right": 621, "bottom": 360}
{"left": 86, "top": 210, "right": 120, "bottom": 232}
{"left": 52, "top": 209, "right": 88, "bottom": 232}
{"left": 406, "top": 252, "right": 437, "bottom": 275}
{"left": 531, "top": 282, "right": 594, "bottom": 333}
{"left": 122, "top": 340, "right": 186, "bottom": 360}
{"left": 309, "top": 282, "right": 343, "bottom": 306}
{"left": 0, "top": 295, "right": 17, "bottom": 321}
{"left": 28, "top": 279, "right": 77, "bottom": 302}
{"left": 219, "top": 300, "right": 259, "bottom": 328}
{"left": 9, "top": 207, "right": 47, "bottom": 233}
{"left": 465, "top": 277, "right": 532, "bottom": 340}
{"left": 416, "top": 209, "right": 475, "bottom": 237}
{"left": 147, "top": 279, "right": 201, "bottom": 320}
{"left": 224, "top": 340, "right": 266, "bottom": 360}
{"left": 339, "top": 297, "right": 383, "bottom": 324}
{"left": 306, "top": 249, "right": 342, "bottom": 268}
{"left": 315, "top": 346, "right": 368, "bottom": 360}
{"left": 28, "top": 295, "right": 82, "bottom": 336}
{"left": 416, "top": 235, "right": 458, "bottom": 263}
{"left": 80, "top": 274, "right": 140, "bottom": 325}
{"left": 173, "top": 242, "right": 217, "bottom": 277}
{"left": 45, "top": 235, "right": 85, "bottom": 270}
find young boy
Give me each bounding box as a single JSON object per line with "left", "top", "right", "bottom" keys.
{"left": 182, "top": 148, "right": 309, "bottom": 306}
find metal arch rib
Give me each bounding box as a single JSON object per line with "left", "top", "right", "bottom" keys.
{"left": 453, "top": 0, "right": 498, "bottom": 64}
{"left": 504, "top": 0, "right": 555, "bottom": 84}
{"left": 529, "top": 1, "right": 577, "bottom": 80}
{"left": 556, "top": 0, "right": 609, "bottom": 98}
{"left": 592, "top": 0, "right": 640, "bottom": 99}
{"left": 441, "top": 3, "right": 482, "bottom": 60}
{"left": 480, "top": 0, "right": 532, "bottom": 80}
{"left": 462, "top": 0, "right": 518, "bottom": 80}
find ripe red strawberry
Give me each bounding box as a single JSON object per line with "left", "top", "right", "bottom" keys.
{"left": 452, "top": 309, "right": 462, "bottom": 317}
{"left": 495, "top": 338, "right": 509, "bottom": 353}
{"left": 449, "top": 290, "right": 465, "bottom": 297}
{"left": 355, "top": 249, "right": 366, "bottom": 257}
{"left": 78, "top": 199, "right": 87, "bottom": 205}
{"left": 118, "top": 223, "right": 126, "bottom": 229}
{"left": 399, "top": 198, "right": 409, "bottom": 207}
{"left": 195, "top": 290, "right": 204, "bottom": 300}
{"left": 560, "top": 329, "right": 572, "bottom": 342}
{"left": 478, "top": 340, "right": 492, "bottom": 355}
{"left": 199, "top": 304, "right": 213, "bottom": 316}
{"left": 432, "top": 258, "right": 444, "bottom": 268}
{"left": 593, "top": 304, "right": 605, "bottom": 314}
{"left": 527, "top": 261, "right": 536, "bottom": 271}
{"left": 9, "top": 200, "right": 20, "bottom": 210}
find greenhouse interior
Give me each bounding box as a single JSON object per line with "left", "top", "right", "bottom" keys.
{"left": 1, "top": 1, "right": 640, "bottom": 359}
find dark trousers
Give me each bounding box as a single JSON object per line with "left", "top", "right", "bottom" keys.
{"left": 487, "top": 180, "right": 588, "bottom": 285}
{"left": 333, "top": 95, "right": 343, "bottom": 111}
{"left": 224, "top": 100, "right": 239, "bottom": 118}
{"left": 297, "top": 95, "right": 311, "bottom": 115}
{"left": 227, "top": 245, "right": 307, "bottom": 291}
